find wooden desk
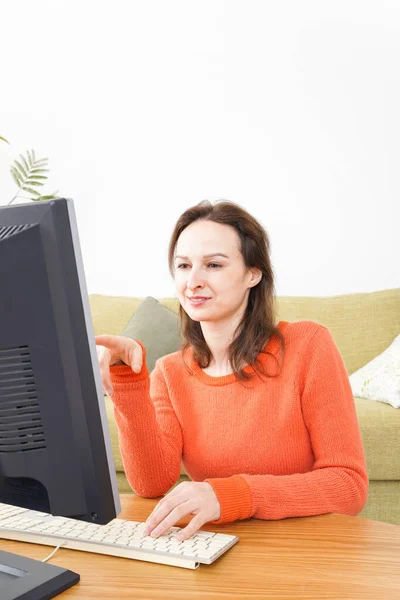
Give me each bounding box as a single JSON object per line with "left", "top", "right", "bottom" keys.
{"left": 2, "top": 494, "right": 400, "bottom": 599}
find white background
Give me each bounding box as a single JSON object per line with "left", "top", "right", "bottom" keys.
{"left": 1, "top": 0, "right": 399, "bottom": 297}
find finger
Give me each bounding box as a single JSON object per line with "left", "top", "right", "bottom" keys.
{"left": 102, "top": 367, "right": 112, "bottom": 396}
{"left": 126, "top": 340, "right": 143, "bottom": 373}
{"left": 144, "top": 486, "right": 184, "bottom": 533}
{"left": 147, "top": 502, "right": 192, "bottom": 538}
{"left": 97, "top": 347, "right": 113, "bottom": 396}
{"left": 176, "top": 514, "right": 205, "bottom": 542}
{"left": 95, "top": 334, "right": 119, "bottom": 350}
{"left": 143, "top": 492, "right": 187, "bottom": 537}
{"left": 143, "top": 499, "right": 176, "bottom": 536}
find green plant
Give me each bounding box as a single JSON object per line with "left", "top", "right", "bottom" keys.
{"left": 1, "top": 135, "right": 59, "bottom": 205}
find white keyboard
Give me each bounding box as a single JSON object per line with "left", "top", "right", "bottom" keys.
{"left": 0, "top": 502, "right": 238, "bottom": 570}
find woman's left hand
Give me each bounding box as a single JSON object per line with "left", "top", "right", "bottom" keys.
{"left": 142, "top": 481, "right": 221, "bottom": 541}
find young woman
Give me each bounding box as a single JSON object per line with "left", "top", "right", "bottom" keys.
{"left": 95, "top": 200, "right": 368, "bottom": 542}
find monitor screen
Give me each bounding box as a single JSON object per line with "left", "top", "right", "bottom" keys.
{"left": 0, "top": 198, "right": 121, "bottom": 524}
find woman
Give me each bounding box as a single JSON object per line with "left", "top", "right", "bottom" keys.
{"left": 96, "top": 200, "right": 368, "bottom": 542}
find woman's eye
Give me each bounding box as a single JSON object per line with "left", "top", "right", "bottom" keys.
{"left": 176, "top": 263, "right": 221, "bottom": 269}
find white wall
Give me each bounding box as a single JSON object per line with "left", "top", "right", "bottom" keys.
{"left": 1, "top": 0, "right": 399, "bottom": 297}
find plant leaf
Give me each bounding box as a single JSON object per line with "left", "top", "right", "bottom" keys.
{"left": 20, "top": 154, "right": 29, "bottom": 172}
{"left": 27, "top": 150, "right": 33, "bottom": 168}
{"left": 25, "top": 180, "right": 44, "bottom": 187}
{"left": 30, "top": 168, "right": 49, "bottom": 174}
{"left": 13, "top": 160, "right": 28, "bottom": 179}
{"left": 0, "top": 136, "right": 9, "bottom": 144}
{"left": 22, "top": 186, "right": 41, "bottom": 197}
{"left": 31, "top": 148, "right": 36, "bottom": 163}
{"left": 33, "top": 158, "right": 49, "bottom": 165}
{"left": 25, "top": 176, "right": 47, "bottom": 186}
{"left": 10, "top": 167, "right": 22, "bottom": 187}
{"left": 35, "top": 193, "right": 58, "bottom": 201}
{"left": 26, "top": 175, "right": 47, "bottom": 181}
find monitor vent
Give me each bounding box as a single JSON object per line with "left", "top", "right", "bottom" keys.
{"left": 0, "top": 223, "right": 34, "bottom": 240}
{"left": 0, "top": 346, "right": 46, "bottom": 452}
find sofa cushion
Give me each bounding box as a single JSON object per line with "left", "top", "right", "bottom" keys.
{"left": 90, "top": 295, "right": 145, "bottom": 337}
{"left": 350, "top": 334, "right": 400, "bottom": 409}
{"left": 120, "top": 296, "right": 183, "bottom": 372}
{"left": 355, "top": 397, "right": 400, "bottom": 480}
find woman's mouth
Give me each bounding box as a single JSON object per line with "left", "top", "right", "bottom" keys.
{"left": 188, "top": 297, "right": 210, "bottom": 306}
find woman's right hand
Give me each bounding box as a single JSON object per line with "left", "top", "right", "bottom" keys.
{"left": 95, "top": 335, "right": 144, "bottom": 397}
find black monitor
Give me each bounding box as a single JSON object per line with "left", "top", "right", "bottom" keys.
{"left": 0, "top": 198, "right": 121, "bottom": 526}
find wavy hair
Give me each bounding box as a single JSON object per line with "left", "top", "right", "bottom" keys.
{"left": 167, "top": 200, "right": 285, "bottom": 383}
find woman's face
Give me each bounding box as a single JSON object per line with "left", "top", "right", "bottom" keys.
{"left": 173, "top": 219, "right": 261, "bottom": 323}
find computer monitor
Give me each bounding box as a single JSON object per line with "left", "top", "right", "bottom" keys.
{"left": 0, "top": 198, "right": 121, "bottom": 526}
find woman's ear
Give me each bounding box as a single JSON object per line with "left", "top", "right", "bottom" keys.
{"left": 249, "top": 268, "right": 262, "bottom": 287}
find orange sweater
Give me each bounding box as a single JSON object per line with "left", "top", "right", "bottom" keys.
{"left": 109, "top": 320, "right": 368, "bottom": 524}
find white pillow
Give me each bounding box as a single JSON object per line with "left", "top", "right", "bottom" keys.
{"left": 349, "top": 334, "right": 400, "bottom": 409}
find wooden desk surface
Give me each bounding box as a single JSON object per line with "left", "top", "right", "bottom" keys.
{"left": 2, "top": 494, "right": 400, "bottom": 599}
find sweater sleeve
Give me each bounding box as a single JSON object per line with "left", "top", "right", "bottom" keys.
{"left": 205, "top": 326, "right": 369, "bottom": 524}
{"left": 109, "top": 341, "right": 183, "bottom": 498}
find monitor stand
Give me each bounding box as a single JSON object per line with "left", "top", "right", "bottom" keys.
{"left": 0, "top": 550, "right": 79, "bottom": 600}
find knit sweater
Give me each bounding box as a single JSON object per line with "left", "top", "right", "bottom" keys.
{"left": 109, "top": 320, "right": 369, "bottom": 524}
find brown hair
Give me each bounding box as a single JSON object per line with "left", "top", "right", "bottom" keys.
{"left": 168, "top": 200, "right": 285, "bottom": 383}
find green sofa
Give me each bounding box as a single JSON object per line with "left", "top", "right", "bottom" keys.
{"left": 89, "top": 288, "right": 400, "bottom": 526}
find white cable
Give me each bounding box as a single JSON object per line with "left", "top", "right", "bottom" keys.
{"left": 41, "top": 541, "right": 68, "bottom": 563}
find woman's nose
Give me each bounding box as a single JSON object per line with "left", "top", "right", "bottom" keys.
{"left": 186, "top": 266, "right": 205, "bottom": 289}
